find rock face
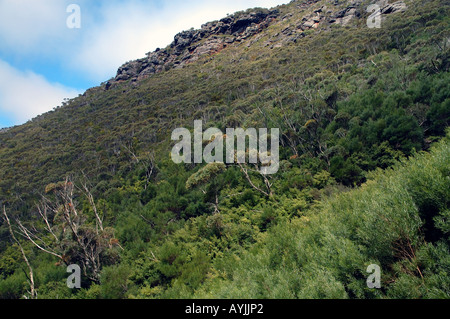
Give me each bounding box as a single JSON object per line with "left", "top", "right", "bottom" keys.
{"left": 111, "top": 9, "right": 279, "bottom": 86}
{"left": 381, "top": 1, "right": 407, "bottom": 14}
{"left": 330, "top": 4, "right": 362, "bottom": 26}
{"left": 108, "top": 1, "right": 409, "bottom": 88}
{"left": 297, "top": 0, "right": 407, "bottom": 29}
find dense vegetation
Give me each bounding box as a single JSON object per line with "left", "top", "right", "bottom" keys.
{"left": 0, "top": 0, "right": 449, "bottom": 299}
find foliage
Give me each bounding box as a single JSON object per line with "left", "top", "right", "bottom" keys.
{"left": 0, "top": 0, "right": 449, "bottom": 299}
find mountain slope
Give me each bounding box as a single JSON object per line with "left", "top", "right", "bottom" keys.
{"left": 194, "top": 133, "right": 450, "bottom": 299}
{"left": 0, "top": 0, "right": 448, "bottom": 209}
{"left": 0, "top": 0, "right": 449, "bottom": 299}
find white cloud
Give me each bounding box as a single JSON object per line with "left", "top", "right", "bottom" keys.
{"left": 0, "top": 0, "right": 71, "bottom": 54}
{"left": 0, "top": 59, "right": 81, "bottom": 124}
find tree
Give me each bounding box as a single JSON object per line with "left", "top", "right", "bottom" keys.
{"left": 186, "top": 163, "right": 226, "bottom": 214}
{"left": 15, "top": 177, "right": 121, "bottom": 283}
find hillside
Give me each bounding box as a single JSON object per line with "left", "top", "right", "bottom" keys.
{"left": 195, "top": 132, "right": 450, "bottom": 299}
{"left": 0, "top": 0, "right": 449, "bottom": 299}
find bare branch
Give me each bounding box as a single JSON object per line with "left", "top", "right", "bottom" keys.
{"left": 237, "top": 162, "right": 272, "bottom": 197}
{"left": 80, "top": 181, "right": 104, "bottom": 233}
{"left": 2, "top": 206, "right": 36, "bottom": 299}
{"left": 16, "top": 219, "right": 62, "bottom": 260}
{"left": 36, "top": 203, "right": 58, "bottom": 242}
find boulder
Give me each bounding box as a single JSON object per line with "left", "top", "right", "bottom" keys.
{"left": 381, "top": 1, "right": 407, "bottom": 14}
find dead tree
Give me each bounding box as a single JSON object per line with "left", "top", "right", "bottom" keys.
{"left": 15, "top": 177, "right": 120, "bottom": 283}
{"left": 2, "top": 206, "right": 36, "bottom": 299}
{"left": 122, "top": 142, "right": 157, "bottom": 189}
{"left": 79, "top": 171, "right": 104, "bottom": 233}
{"left": 237, "top": 162, "right": 274, "bottom": 197}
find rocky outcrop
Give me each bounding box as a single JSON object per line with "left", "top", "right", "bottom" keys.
{"left": 108, "top": 1, "right": 409, "bottom": 88}
{"left": 110, "top": 9, "right": 279, "bottom": 86}
{"left": 297, "top": 1, "right": 407, "bottom": 29}
{"left": 381, "top": 1, "right": 407, "bottom": 14}
{"left": 329, "top": 1, "right": 407, "bottom": 26}
{"left": 0, "top": 127, "right": 11, "bottom": 134}
{"left": 329, "top": 3, "right": 362, "bottom": 26}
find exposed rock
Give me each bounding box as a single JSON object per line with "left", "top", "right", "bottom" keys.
{"left": 281, "top": 13, "right": 294, "bottom": 20}
{"left": 303, "top": 19, "right": 316, "bottom": 28}
{"left": 172, "top": 30, "right": 196, "bottom": 55}
{"left": 111, "top": 8, "right": 279, "bottom": 86}
{"left": 381, "top": 1, "right": 407, "bottom": 14}
{"left": 330, "top": 5, "right": 361, "bottom": 26}
{"left": 327, "top": 0, "right": 406, "bottom": 26}
{"left": 109, "top": 0, "right": 409, "bottom": 88}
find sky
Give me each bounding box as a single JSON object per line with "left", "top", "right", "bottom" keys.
{"left": 0, "top": 0, "right": 291, "bottom": 129}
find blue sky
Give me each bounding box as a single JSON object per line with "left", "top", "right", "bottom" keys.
{"left": 0, "top": 0, "right": 290, "bottom": 128}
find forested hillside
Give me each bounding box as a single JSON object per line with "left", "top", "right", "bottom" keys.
{"left": 0, "top": 0, "right": 449, "bottom": 299}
